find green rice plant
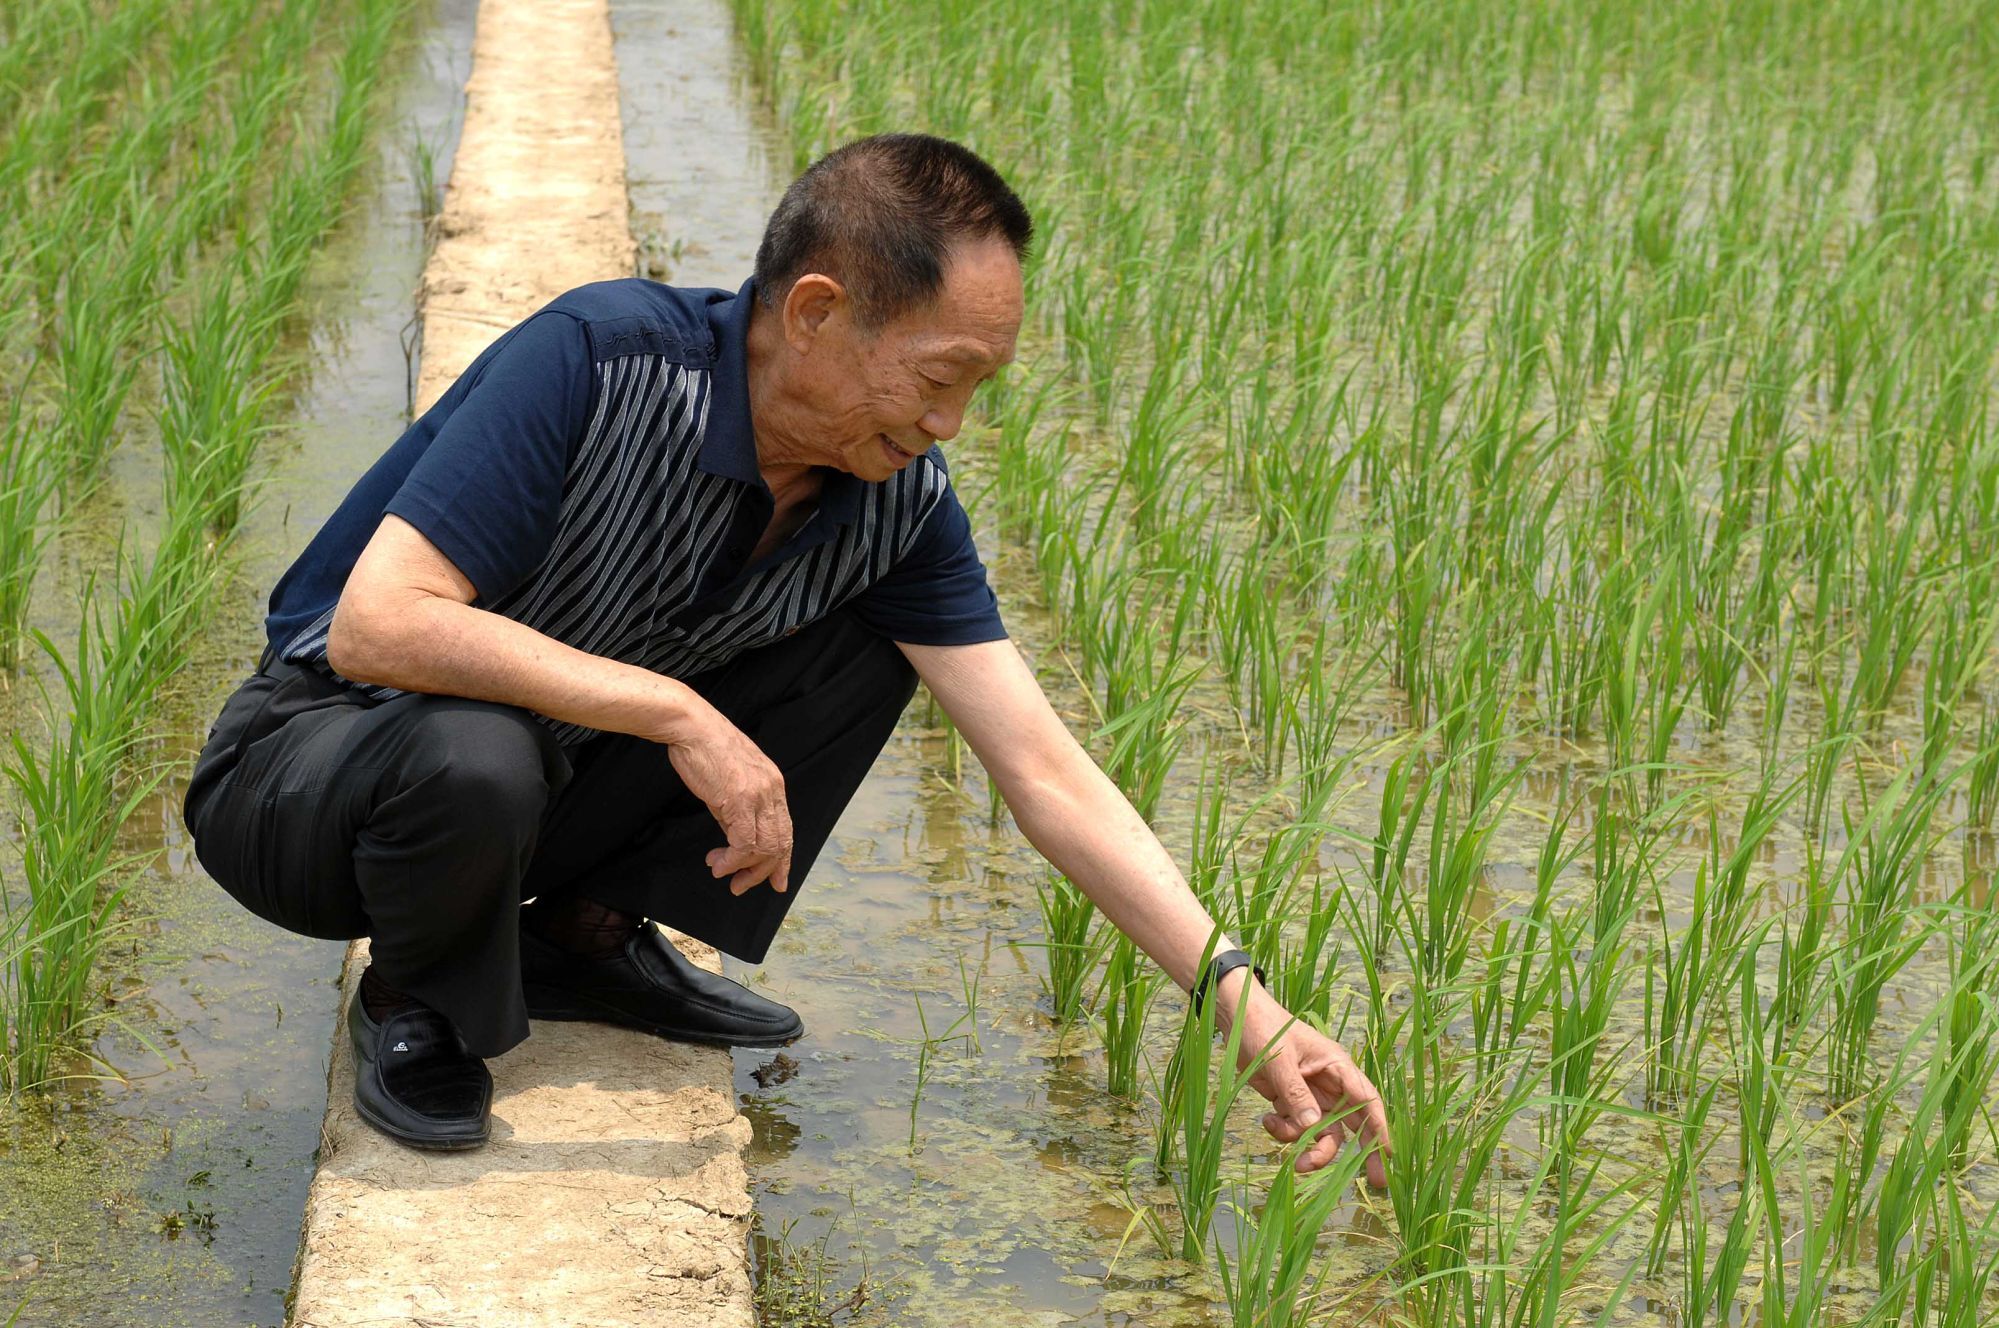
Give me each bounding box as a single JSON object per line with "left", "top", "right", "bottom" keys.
{"left": 1829, "top": 764, "right": 1952, "bottom": 1100}
{"left": 0, "top": 359, "right": 56, "bottom": 671}
{"left": 1408, "top": 739, "right": 1523, "bottom": 991}
{"left": 1540, "top": 905, "right": 1632, "bottom": 1163}
{"left": 1, "top": 617, "right": 164, "bottom": 1092}
{"left": 1679, "top": 1168, "right": 1759, "bottom": 1327}
{"left": 1095, "top": 933, "right": 1161, "bottom": 1100}
{"left": 1365, "top": 742, "right": 1437, "bottom": 963}
{"left": 1643, "top": 1079, "right": 1718, "bottom": 1278}
{"left": 1211, "top": 1129, "right": 1368, "bottom": 1328}
{"left": 1269, "top": 868, "right": 1344, "bottom": 1029}
{"left": 1745, "top": 1101, "right": 1856, "bottom": 1328}
{"left": 1031, "top": 871, "right": 1103, "bottom": 1024}
{"left": 407, "top": 120, "right": 445, "bottom": 234}
{"left": 1772, "top": 847, "right": 1836, "bottom": 1033}
{"left": 1926, "top": 1183, "right": 1999, "bottom": 1327}
{"left": 1921, "top": 602, "right": 1998, "bottom": 777}
{"left": 1644, "top": 784, "right": 1793, "bottom": 1104}
{"left": 1162, "top": 942, "right": 1273, "bottom": 1266}
{"left": 1225, "top": 816, "right": 1327, "bottom": 978}
{"left": 157, "top": 256, "right": 284, "bottom": 535}
{"left": 904, "top": 987, "right": 976, "bottom": 1154}
{"left": 1937, "top": 912, "right": 1999, "bottom": 1172}
{"left": 1185, "top": 757, "right": 1239, "bottom": 920}
{"left": 48, "top": 255, "right": 150, "bottom": 491}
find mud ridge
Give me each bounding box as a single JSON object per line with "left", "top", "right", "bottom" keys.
{"left": 288, "top": 1, "right": 752, "bottom": 1323}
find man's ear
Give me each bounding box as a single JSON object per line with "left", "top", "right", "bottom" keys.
{"left": 783, "top": 272, "right": 846, "bottom": 351}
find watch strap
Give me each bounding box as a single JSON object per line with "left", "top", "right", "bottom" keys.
{"left": 1191, "top": 948, "right": 1265, "bottom": 1014}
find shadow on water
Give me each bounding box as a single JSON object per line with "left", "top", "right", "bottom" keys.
{"left": 0, "top": 3, "right": 476, "bottom": 1324}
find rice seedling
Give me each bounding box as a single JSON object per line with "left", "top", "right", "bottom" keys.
{"left": 1031, "top": 871, "right": 1101, "bottom": 1024}
{"left": 0, "top": 0, "right": 413, "bottom": 1093}
{"left": 1644, "top": 784, "right": 1792, "bottom": 1104}
{"left": 1939, "top": 937, "right": 1999, "bottom": 1172}
{"left": 1, "top": 615, "right": 164, "bottom": 1093}
{"left": 1161, "top": 932, "right": 1272, "bottom": 1265}
{"left": 1268, "top": 868, "right": 1344, "bottom": 1029}
{"left": 407, "top": 120, "right": 446, "bottom": 236}
{"left": 905, "top": 987, "right": 976, "bottom": 1154}
{"left": 1211, "top": 1130, "right": 1368, "bottom": 1328}
{"left": 157, "top": 257, "right": 283, "bottom": 535}
{"left": 1095, "top": 932, "right": 1159, "bottom": 1100}
{"left": 1829, "top": 764, "right": 1952, "bottom": 1099}
{"left": 0, "top": 362, "right": 56, "bottom": 671}
{"left": 690, "top": 0, "right": 1999, "bottom": 1314}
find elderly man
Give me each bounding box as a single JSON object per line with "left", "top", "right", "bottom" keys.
{"left": 181, "top": 133, "right": 1386, "bottom": 1181}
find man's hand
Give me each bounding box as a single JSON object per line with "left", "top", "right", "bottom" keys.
{"left": 1228, "top": 976, "right": 1390, "bottom": 1186}
{"left": 658, "top": 700, "right": 794, "bottom": 896}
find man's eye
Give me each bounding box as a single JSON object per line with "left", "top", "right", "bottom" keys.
{"left": 922, "top": 374, "right": 954, "bottom": 390}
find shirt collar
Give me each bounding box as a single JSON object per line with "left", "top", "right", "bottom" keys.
{"left": 702, "top": 276, "right": 865, "bottom": 526}
{"left": 698, "top": 278, "right": 765, "bottom": 486}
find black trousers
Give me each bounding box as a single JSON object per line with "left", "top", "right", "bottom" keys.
{"left": 181, "top": 610, "right": 918, "bottom": 1057}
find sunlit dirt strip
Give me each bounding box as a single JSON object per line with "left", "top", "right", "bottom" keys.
{"left": 288, "top": 0, "right": 755, "bottom": 1324}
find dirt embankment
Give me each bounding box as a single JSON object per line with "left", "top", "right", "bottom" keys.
{"left": 289, "top": 1, "right": 754, "bottom": 1324}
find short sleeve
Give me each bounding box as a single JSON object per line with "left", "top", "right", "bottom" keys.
{"left": 382, "top": 311, "right": 594, "bottom": 603}
{"left": 849, "top": 479, "right": 1008, "bottom": 645}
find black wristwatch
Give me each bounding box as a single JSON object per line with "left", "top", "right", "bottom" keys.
{"left": 1190, "top": 948, "right": 1265, "bottom": 1015}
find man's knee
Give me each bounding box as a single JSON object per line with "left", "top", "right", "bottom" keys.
{"left": 389, "top": 699, "right": 570, "bottom": 831}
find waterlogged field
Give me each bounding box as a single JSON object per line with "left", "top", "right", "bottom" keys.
{"left": 723, "top": 1, "right": 1999, "bottom": 1324}
{"left": 0, "top": 0, "right": 462, "bottom": 1321}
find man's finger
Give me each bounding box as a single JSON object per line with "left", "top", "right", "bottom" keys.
{"left": 1315, "top": 1065, "right": 1392, "bottom": 1189}
{"left": 727, "top": 851, "right": 782, "bottom": 895}
{"left": 1273, "top": 1060, "right": 1323, "bottom": 1139}
{"left": 1297, "top": 1118, "right": 1346, "bottom": 1175}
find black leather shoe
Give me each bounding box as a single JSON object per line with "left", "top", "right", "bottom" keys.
{"left": 348, "top": 992, "right": 492, "bottom": 1151}
{"left": 520, "top": 921, "right": 804, "bottom": 1048}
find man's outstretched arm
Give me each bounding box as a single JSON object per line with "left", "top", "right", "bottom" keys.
{"left": 898, "top": 636, "right": 1390, "bottom": 1182}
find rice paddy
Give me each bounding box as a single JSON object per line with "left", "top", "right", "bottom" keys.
{"left": 8, "top": 0, "right": 1999, "bottom": 1321}
{"left": 725, "top": 0, "right": 1999, "bottom": 1322}
{"left": 0, "top": 0, "right": 409, "bottom": 1093}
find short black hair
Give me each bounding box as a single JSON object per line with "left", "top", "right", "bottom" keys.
{"left": 753, "top": 133, "right": 1033, "bottom": 328}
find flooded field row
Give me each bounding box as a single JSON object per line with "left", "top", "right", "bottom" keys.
{"left": 0, "top": 1, "right": 474, "bottom": 1321}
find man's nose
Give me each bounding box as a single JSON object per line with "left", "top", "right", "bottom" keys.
{"left": 921, "top": 399, "right": 965, "bottom": 443}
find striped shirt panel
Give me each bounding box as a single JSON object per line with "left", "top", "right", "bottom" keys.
{"left": 277, "top": 348, "right": 950, "bottom": 748}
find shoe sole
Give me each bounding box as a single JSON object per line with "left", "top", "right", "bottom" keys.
{"left": 353, "top": 1088, "right": 489, "bottom": 1152}
{"left": 524, "top": 986, "right": 802, "bottom": 1049}
{"left": 351, "top": 1091, "right": 491, "bottom": 1152}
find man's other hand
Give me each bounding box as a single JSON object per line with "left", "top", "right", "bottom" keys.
{"left": 659, "top": 700, "right": 794, "bottom": 896}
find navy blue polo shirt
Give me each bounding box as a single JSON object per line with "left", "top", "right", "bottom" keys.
{"left": 264, "top": 277, "right": 1007, "bottom": 746}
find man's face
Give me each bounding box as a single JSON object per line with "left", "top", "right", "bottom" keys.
{"left": 795, "top": 237, "right": 1023, "bottom": 481}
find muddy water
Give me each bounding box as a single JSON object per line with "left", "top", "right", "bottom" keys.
{"left": 0, "top": 5, "right": 475, "bottom": 1324}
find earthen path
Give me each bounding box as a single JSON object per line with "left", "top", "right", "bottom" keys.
{"left": 287, "top": 1, "right": 754, "bottom": 1323}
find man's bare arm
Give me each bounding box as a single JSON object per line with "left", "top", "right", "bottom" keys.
{"left": 327, "top": 513, "right": 795, "bottom": 893}
{"left": 899, "top": 636, "right": 1389, "bottom": 1181}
